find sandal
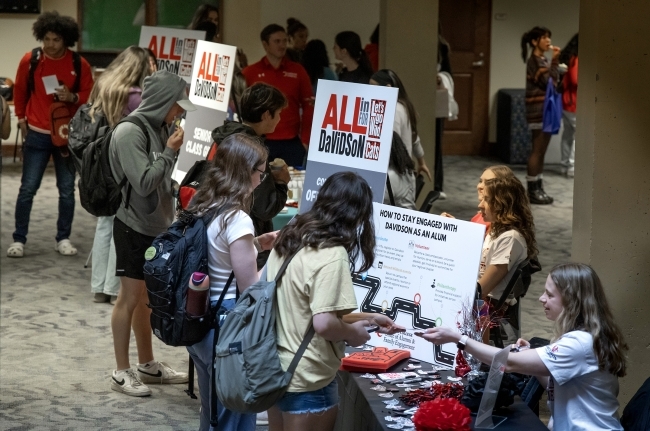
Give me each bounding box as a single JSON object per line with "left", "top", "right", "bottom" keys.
{"left": 7, "top": 242, "right": 24, "bottom": 258}
{"left": 55, "top": 239, "right": 78, "bottom": 256}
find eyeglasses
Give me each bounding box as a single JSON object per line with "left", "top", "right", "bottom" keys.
{"left": 255, "top": 167, "right": 268, "bottom": 182}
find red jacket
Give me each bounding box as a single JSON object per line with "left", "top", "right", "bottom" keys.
{"left": 14, "top": 49, "right": 93, "bottom": 133}
{"left": 562, "top": 56, "right": 578, "bottom": 113}
{"left": 242, "top": 56, "right": 313, "bottom": 144}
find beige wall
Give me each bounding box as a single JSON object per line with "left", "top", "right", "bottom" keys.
{"left": 488, "top": 0, "right": 579, "bottom": 143}
{"left": 573, "top": 0, "right": 650, "bottom": 405}
{"left": 223, "top": 0, "right": 379, "bottom": 70}
{"left": 0, "top": 0, "right": 77, "bottom": 80}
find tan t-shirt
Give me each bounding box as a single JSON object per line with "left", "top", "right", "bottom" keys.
{"left": 266, "top": 246, "right": 358, "bottom": 392}
{"left": 478, "top": 229, "right": 527, "bottom": 299}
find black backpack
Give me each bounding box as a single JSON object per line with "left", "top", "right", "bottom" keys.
{"left": 143, "top": 209, "right": 233, "bottom": 347}
{"left": 78, "top": 116, "right": 149, "bottom": 217}
{"left": 68, "top": 103, "right": 109, "bottom": 171}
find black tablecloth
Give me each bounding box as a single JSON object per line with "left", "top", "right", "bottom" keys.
{"left": 333, "top": 350, "right": 548, "bottom": 431}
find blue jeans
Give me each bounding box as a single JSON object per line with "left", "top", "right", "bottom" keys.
{"left": 186, "top": 299, "right": 256, "bottom": 431}
{"left": 276, "top": 379, "right": 339, "bottom": 414}
{"left": 13, "top": 130, "right": 76, "bottom": 244}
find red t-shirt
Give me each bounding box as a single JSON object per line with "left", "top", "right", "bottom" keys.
{"left": 13, "top": 49, "right": 94, "bottom": 133}
{"left": 561, "top": 56, "right": 578, "bottom": 113}
{"left": 471, "top": 212, "right": 490, "bottom": 237}
{"left": 241, "top": 56, "right": 313, "bottom": 144}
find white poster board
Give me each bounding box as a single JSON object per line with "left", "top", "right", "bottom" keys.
{"left": 189, "top": 40, "right": 237, "bottom": 112}
{"left": 171, "top": 40, "right": 237, "bottom": 184}
{"left": 354, "top": 203, "right": 485, "bottom": 369}
{"left": 300, "top": 80, "right": 398, "bottom": 212}
{"left": 139, "top": 26, "right": 206, "bottom": 83}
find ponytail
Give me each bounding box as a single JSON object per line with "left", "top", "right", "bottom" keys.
{"left": 521, "top": 26, "right": 552, "bottom": 63}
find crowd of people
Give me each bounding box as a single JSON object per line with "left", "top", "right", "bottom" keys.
{"left": 1, "top": 7, "right": 630, "bottom": 431}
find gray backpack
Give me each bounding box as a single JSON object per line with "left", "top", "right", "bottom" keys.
{"left": 214, "top": 249, "right": 315, "bottom": 413}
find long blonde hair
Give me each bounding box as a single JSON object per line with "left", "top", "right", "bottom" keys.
{"left": 89, "top": 46, "right": 151, "bottom": 126}
{"left": 550, "top": 263, "right": 628, "bottom": 377}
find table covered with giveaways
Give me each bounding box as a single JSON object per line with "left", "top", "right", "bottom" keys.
{"left": 333, "top": 348, "right": 548, "bottom": 431}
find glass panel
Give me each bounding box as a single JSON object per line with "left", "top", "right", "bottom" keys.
{"left": 157, "top": 0, "right": 219, "bottom": 30}
{"left": 81, "top": 0, "right": 145, "bottom": 51}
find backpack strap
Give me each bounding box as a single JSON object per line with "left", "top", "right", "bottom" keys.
{"left": 70, "top": 51, "right": 81, "bottom": 93}
{"left": 27, "top": 48, "right": 41, "bottom": 101}
{"left": 117, "top": 116, "right": 151, "bottom": 210}
{"left": 273, "top": 246, "right": 316, "bottom": 376}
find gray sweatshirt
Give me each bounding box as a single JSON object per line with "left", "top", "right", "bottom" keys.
{"left": 109, "top": 71, "right": 185, "bottom": 237}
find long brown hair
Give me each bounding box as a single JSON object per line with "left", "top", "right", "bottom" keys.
{"left": 186, "top": 133, "right": 267, "bottom": 230}
{"left": 483, "top": 176, "right": 537, "bottom": 258}
{"left": 549, "top": 263, "right": 628, "bottom": 377}
{"left": 273, "top": 172, "right": 375, "bottom": 273}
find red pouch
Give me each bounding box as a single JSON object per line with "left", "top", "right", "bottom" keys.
{"left": 49, "top": 101, "right": 73, "bottom": 147}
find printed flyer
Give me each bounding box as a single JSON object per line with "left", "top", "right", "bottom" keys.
{"left": 139, "top": 26, "right": 206, "bottom": 83}
{"left": 354, "top": 202, "right": 485, "bottom": 368}
{"left": 299, "top": 80, "right": 398, "bottom": 212}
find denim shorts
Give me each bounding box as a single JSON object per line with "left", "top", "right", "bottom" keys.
{"left": 276, "top": 379, "right": 338, "bottom": 415}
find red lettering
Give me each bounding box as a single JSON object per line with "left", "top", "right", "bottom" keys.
{"left": 169, "top": 37, "right": 181, "bottom": 60}
{"left": 351, "top": 97, "right": 367, "bottom": 134}
{"left": 338, "top": 95, "right": 352, "bottom": 132}
{"left": 158, "top": 36, "right": 169, "bottom": 59}
{"left": 204, "top": 53, "right": 213, "bottom": 81}
{"left": 148, "top": 36, "right": 158, "bottom": 58}
{"left": 321, "top": 94, "right": 338, "bottom": 129}
{"left": 197, "top": 52, "right": 207, "bottom": 79}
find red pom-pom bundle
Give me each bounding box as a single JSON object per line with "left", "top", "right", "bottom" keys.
{"left": 413, "top": 398, "right": 472, "bottom": 431}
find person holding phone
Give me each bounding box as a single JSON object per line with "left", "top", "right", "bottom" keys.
{"left": 419, "top": 263, "right": 628, "bottom": 431}
{"left": 266, "top": 172, "right": 404, "bottom": 431}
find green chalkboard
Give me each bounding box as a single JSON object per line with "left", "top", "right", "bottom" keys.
{"left": 80, "top": 0, "right": 218, "bottom": 51}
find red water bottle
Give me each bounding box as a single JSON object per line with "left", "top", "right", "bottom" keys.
{"left": 186, "top": 272, "right": 210, "bottom": 317}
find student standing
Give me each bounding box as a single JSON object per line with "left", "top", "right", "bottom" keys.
{"left": 521, "top": 26, "right": 560, "bottom": 205}
{"left": 559, "top": 34, "right": 579, "bottom": 178}
{"left": 109, "top": 71, "right": 196, "bottom": 397}
{"left": 8, "top": 11, "right": 93, "bottom": 258}
{"left": 242, "top": 24, "right": 314, "bottom": 168}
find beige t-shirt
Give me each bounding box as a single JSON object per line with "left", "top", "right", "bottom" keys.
{"left": 478, "top": 229, "right": 527, "bottom": 299}
{"left": 266, "top": 246, "right": 358, "bottom": 392}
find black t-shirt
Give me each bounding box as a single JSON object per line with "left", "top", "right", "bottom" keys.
{"left": 338, "top": 67, "right": 371, "bottom": 84}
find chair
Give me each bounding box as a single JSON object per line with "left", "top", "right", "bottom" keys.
{"left": 489, "top": 258, "right": 541, "bottom": 348}
{"left": 621, "top": 377, "right": 650, "bottom": 431}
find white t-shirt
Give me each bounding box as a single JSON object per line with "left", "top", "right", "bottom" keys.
{"left": 536, "top": 331, "right": 622, "bottom": 431}
{"left": 206, "top": 210, "right": 256, "bottom": 301}
{"left": 477, "top": 229, "right": 527, "bottom": 298}
{"left": 393, "top": 102, "right": 425, "bottom": 159}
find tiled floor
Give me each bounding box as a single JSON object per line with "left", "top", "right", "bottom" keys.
{"left": 1, "top": 156, "right": 571, "bottom": 429}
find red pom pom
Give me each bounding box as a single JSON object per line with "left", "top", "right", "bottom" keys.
{"left": 413, "top": 398, "right": 472, "bottom": 431}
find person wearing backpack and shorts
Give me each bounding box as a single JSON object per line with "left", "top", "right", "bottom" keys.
{"left": 8, "top": 11, "right": 93, "bottom": 258}
{"left": 266, "top": 172, "right": 404, "bottom": 431}
{"left": 83, "top": 46, "right": 153, "bottom": 305}
{"left": 185, "top": 133, "right": 278, "bottom": 431}
{"left": 108, "top": 70, "right": 196, "bottom": 397}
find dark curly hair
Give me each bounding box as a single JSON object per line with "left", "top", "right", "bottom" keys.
{"left": 32, "top": 11, "right": 79, "bottom": 47}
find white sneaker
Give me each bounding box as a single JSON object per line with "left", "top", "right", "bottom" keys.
{"left": 438, "top": 191, "right": 447, "bottom": 200}
{"left": 256, "top": 411, "right": 269, "bottom": 426}
{"left": 111, "top": 369, "right": 152, "bottom": 397}
{"left": 137, "top": 361, "right": 188, "bottom": 384}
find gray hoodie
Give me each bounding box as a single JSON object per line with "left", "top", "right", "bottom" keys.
{"left": 109, "top": 71, "right": 185, "bottom": 237}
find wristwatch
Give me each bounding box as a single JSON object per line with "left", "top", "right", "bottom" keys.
{"left": 457, "top": 334, "right": 469, "bottom": 351}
